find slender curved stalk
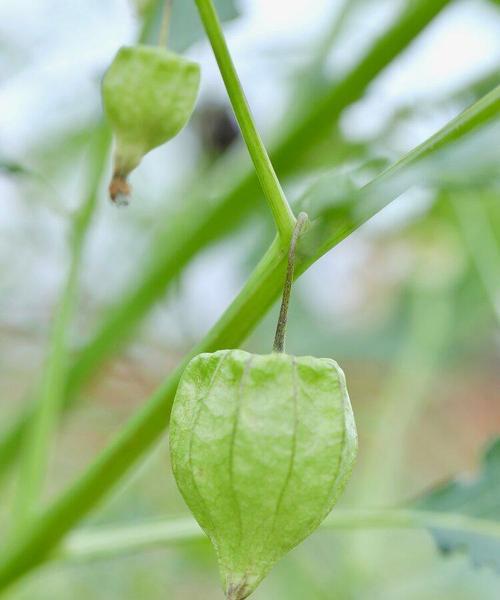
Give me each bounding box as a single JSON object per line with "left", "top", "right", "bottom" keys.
{"left": 194, "top": 0, "right": 296, "bottom": 242}
{"left": 58, "top": 508, "right": 500, "bottom": 563}
{"left": 273, "top": 212, "right": 308, "bottom": 352}
{"left": 0, "top": 83, "right": 498, "bottom": 591}
{"left": 0, "top": 0, "right": 454, "bottom": 481}
{"left": 14, "top": 126, "right": 111, "bottom": 530}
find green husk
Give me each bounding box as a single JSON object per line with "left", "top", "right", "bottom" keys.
{"left": 102, "top": 45, "right": 200, "bottom": 202}
{"left": 170, "top": 349, "right": 357, "bottom": 599}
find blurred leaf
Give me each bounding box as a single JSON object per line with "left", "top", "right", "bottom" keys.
{"left": 0, "top": 159, "right": 31, "bottom": 177}
{"left": 458, "top": 68, "right": 500, "bottom": 103}
{"left": 452, "top": 193, "right": 500, "bottom": 324}
{"left": 60, "top": 517, "right": 203, "bottom": 563}
{"left": 297, "top": 84, "right": 500, "bottom": 262}
{"left": 57, "top": 497, "right": 500, "bottom": 568}
{"left": 416, "top": 438, "right": 500, "bottom": 571}
{"left": 141, "top": 0, "right": 239, "bottom": 51}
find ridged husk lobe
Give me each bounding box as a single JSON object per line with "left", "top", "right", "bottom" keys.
{"left": 170, "top": 349, "right": 357, "bottom": 599}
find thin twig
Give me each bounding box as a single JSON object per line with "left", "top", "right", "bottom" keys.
{"left": 57, "top": 508, "right": 500, "bottom": 563}
{"left": 14, "top": 126, "right": 110, "bottom": 531}
{"left": 273, "top": 212, "right": 308, "bottom": 353}
{"left": 158, "top": 0, "right": 173, "bottom": 48}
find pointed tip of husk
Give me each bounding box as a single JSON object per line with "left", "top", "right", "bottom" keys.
{"left": 225, "top": 581, "right": 251, "bottom": 600}
{"left": 224, "top": 572, "right": 262, "bottom": 600}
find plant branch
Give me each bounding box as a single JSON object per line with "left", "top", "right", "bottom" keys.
{"left": 0, "top": 83, "right": 498, "bottom": 591}
{"left": 14, "top": 125, "right": 111, "bottom": 530}
{"left": 56, "top": 508, "right": 500, "bottom": 563}
{"left": 194, "top": 0, "right": 296, "bottom": 242}
{"left": 158, "top": 0, "right": 173, "bottom": 47}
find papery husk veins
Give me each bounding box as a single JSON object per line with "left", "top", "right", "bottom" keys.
{"left": 170, "top": 349, "right": 357, "bottom": 599}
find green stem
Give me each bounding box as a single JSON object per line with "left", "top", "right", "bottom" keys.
{"left": 273, "top": 212, "right": 308, "bottom": 352}
{"left": 158, "top": 0, "right": 173, "bottom": 47}
{"left": 56, "top": 508, "right": 500, "bottom": 563}
{"left": 194, "top": 0, "right": 296, "bottom": 242}
{"left": 14, "top": 125, "right": 111, "bottom": 530}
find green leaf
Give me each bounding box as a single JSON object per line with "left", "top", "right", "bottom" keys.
{"left": 296, "top": 83, "right": 500, "bottom": 266}
{"left": 141, "top": 0, "right": 240, "bottom": 51}
{"left": 0, "top": 160, "right": 31, "bottom": 177}
{"left": 171, "top": 0, "right": 239, "bottom": 51}
{"left": 452, "top": 193, "right": 500, "bottom": 324}
{"left": 416, "top": 437, "right": 500, "bottom": 571}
